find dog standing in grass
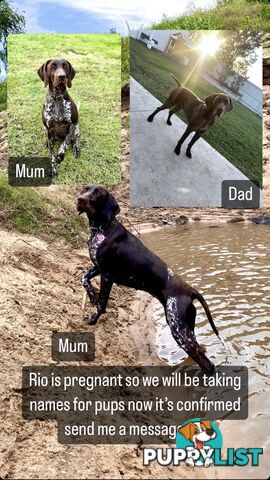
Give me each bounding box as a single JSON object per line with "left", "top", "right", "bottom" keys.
{"left": 38, "top": 58, "right": 80, "bottom": 176}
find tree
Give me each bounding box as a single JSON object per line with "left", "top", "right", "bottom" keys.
{"left": 215, "top": 31, "right": 262, "bottom": 88}
{"left": 0, "top": 0, "right": 25, "bottom": 67}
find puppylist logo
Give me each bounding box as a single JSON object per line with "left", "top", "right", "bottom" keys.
{"left": 143, "top": 418, "right": 263, "bottom": 468}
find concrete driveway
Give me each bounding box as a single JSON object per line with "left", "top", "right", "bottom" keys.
{"left": 130, "top": 78, "right": 249, "bottom": 207}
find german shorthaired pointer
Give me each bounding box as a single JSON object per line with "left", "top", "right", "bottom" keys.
{"left": 147, "top": 74, "right": 233, "bottom": 158}
{"left": 77, "top": 185, "right": 225, "bottom": 372}
{"left": 38, "top": 58, "right": 80, "bottom": 176}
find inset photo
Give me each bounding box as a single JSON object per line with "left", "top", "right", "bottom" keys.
{"left": 130, "top": 30, "right": 262, "bottom": 207}
{"left": 7, "top": 34, "right": 121, "bottom": 184}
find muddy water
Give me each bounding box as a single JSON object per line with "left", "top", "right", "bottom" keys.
{"left": 141, "top": 223, "right": 270, "bottom": 479}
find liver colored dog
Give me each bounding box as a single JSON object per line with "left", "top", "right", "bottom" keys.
{"left": 147, "top": 74, "right": 233, "bottom": 157}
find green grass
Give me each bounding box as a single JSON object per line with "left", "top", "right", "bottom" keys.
{"left": 151, "top": 0, "right": 270, "bottom": 30}
{"left": 0, "top": 80, "right": 7, "bottom": 111}
{"left": 0, "top": 173, "right": 86, "bottom": 246}
{"left": 121, "top": 36, "right": 130, "bottom": 86}
{"left": 131, "top": 38, "right": 262, "bottom": 186}
{"left": 7, "top": 34, "right": 121, "bottom": 185}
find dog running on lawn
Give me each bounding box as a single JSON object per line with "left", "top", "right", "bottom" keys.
{"left": 147, "top": 74, "right": 233, "bottom": 158}
{"left": 77, "top": 185, "right": 226, "bottom": 372}
{"left": 38, "top": 58, "right": 80, "bottom": 176}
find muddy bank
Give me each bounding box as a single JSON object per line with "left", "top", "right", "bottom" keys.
{"left": 0, "top": 228, "right": 204, "bottom": 480}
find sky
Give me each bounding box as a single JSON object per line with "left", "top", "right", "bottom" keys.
{"left": 13, "top": 0, "right": 217, "bottom": 34}
{"left": 4, "top": 0, "right": 261, "bottom": 87}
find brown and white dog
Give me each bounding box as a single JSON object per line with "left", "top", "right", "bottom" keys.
{"left": 147, "top": 74, "right": 233, "bottom": 158}
{"left": 178, "top": 420, "right": 216, "bottom": 467}
{"left": 38, "top": 58, "right": 80, "bottom": 176}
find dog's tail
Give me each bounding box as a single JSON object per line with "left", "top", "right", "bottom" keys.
{"left": 170, "top": 73, "right": 181, "bottom": 87}
{"left": 192, "top": 289, "right": 227, "bottom": 349}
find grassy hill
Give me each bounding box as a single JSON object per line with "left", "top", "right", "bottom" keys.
{"left": 0, "top": 173, "right": 86, "bottom": 245}
{"left": 152, "top": 0, "right": 270, "bottom": 30}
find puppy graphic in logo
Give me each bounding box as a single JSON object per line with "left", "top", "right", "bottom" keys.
{"left": 178, "top": 419, "right": 216, "bottom": 467}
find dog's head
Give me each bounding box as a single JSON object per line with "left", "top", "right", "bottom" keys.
{"left": 77, "top": 185, "right": 120, "bottom": 224}
{"left": 38, "top": 58, "right": 76, "bottom": 92}
{"left": 178, "top": 420, "right": 216, "bottom": 449}
{"left": 204, "top": 93, "right": 233, "bottom": 118}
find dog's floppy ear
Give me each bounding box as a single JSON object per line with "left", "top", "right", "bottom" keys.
{"left": 178, "top": 423, "right": 191, "bottom": 441}
{"left": 227, "top": 97, "right": 233, "bottom": 112}
{"left": 90, "top": 186, "right": 120, "bottom": 223}
{"left": 37, "top": 60, "right": 51, "bottom": 87}
{"left": 204, "top": 94, "right": 219, "bottom": 109}
{"left": 101, "top": 194, "right": 120, "bottom": 224}
{"left": 201, "top": 420, "right": 212, "bottom": 430}
{"left": 66, "top": 61, "right": 76, "bottom": 88}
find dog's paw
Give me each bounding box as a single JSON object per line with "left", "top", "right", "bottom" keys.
{"left": 87, "top": 314, "right": 98, "bottom": 326}
{"left": 186, "top": 150, "right": 192, "bottom": 158}
{"left": 174, "top": 146, "right": 181, "bottom": 155}
{"left": 49, "top": 165, "right": 57, "bottom": 177}
{"left": 147, "top": 115, "right": 154, "bottom": 122}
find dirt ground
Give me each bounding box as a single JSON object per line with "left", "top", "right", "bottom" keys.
{"left": 0, "top": 229, "right": 204, "bottom": 480}
{"left": 0, "top": 87, "right": 269, "bottom": 479}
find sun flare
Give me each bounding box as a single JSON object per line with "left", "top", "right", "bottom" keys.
{"left": 197, "top": 33, "right": 224, "bottom": 57}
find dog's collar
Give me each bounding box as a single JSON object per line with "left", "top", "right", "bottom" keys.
{"left": 88, "top": 226, "right": 105, "bottom": 245}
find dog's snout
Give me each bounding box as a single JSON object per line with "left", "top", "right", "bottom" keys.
{"left": 206, "top": 428, "right": 214, "bottom": 436}
{"left": 77, "top": 195, "right": 85, "bottom": 205}
{"left": 58, "top": 73, "right": 66, "bottom": 80}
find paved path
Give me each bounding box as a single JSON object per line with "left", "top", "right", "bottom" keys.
{"left": 130, "top": 78, "right": 249, "bottom": 207}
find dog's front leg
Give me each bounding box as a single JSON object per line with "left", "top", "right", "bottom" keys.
{"left": 87, "top": 275, "right": 113, "bottom": 326}
{"left": 186, "top": 132, "right": 201, "bottom": 158}
{"left": 82, "top": 265, "right": 100, "bottom": 305}
{"left": 174, "top": 126, "right": 192, "bottom": 155}
{"left": 57, "top": 124, "right": 76, "bottom": 164}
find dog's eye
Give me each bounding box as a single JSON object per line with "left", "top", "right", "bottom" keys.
{"left": 194, "top": 428, "right": 199, "bottom": 433}
{"left": 51, "top": 64, "right": 56, "bottom": 69}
